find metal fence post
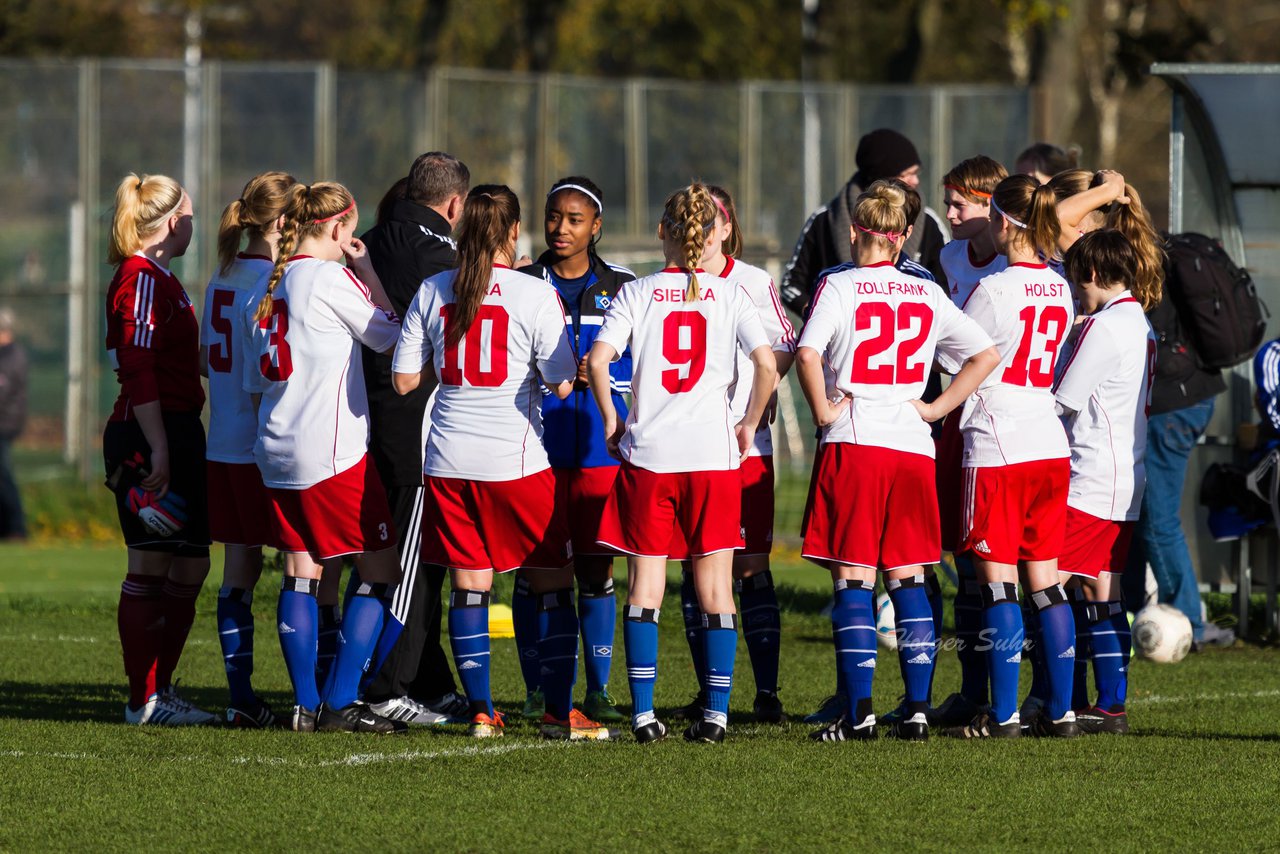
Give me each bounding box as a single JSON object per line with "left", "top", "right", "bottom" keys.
{"left": 315, "top": 62, "right": 337, "bottom": 180}
{"left": 625, "top": 79, "right": 648, "bottom": 240}
{"left": 74, "top": 58, "right": 100, "bottom": 482}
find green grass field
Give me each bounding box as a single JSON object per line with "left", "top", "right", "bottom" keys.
{"left": 1, "top": 543, "right": 1278, "bottom": 851}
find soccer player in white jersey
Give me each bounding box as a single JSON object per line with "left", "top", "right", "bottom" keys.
{"left": 588, "top": 182, "right": 777, "bottom": 745}
{"left": 391, "top": 185, "right": 606, "bottom": 741}
{"left": 933, "top": 155, "right": 1010, "bottom": 728}
{"left": 1056, "top": 231, "right": 1158, "bottom": 735}
{"left": 243, "top": 182, "right": 406, "bottom": 734}
{"left": 941, "top": 174, "right": 1078, "bottom": 740}
{"left": 203, "top": 171, "right": 295, "bottom": 727}
{"left": 671, "top": 184, "right": 797, "bottom": 725}
{"left": 797, "top": 181, "right": 999, "bottom": 742}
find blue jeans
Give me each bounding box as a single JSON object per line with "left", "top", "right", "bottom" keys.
{"left": 1130, "top": 399, "right": 1215, "bottom": 640}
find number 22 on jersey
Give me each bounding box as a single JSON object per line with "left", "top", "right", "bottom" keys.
{"left": 849, "top": 302, "right": 933, "bottom": 384}
{"left": 439, "top": 303, "right": 510, "bottom": 387}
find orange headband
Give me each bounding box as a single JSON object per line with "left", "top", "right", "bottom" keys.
{"left": 945, "top": 183, "right": 992, "bottom": 200}
{"left": 313, "top": 200, "right": 355, "bottom": 224}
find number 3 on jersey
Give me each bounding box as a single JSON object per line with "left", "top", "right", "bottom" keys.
{"left": 440, "top": 304, "right": 509, "bottom": 387}
{"left": 258, "top": 299, "right": 294, "bottom": 381}
{"left": 850, "top": 302, "right": 933, "bottom": 384}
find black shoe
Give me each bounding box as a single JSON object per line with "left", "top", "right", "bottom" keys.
{"left": 291, "top": 704, "right": 317, "bottom": 733}
{"left": 317, "top": 702, "right": 408, "bottom": 734}
{"left": 753, "top": 690, "right": 788, "bottom": 724}
{"left": 227, "top": 699, "right": 281, "bottom": 729}
{"left": 683, "top": 719, "right": 726, "bottom": 744}
{"left": 633, "top": 719, "right": 668, "bottom": 744}
{"left": 1076, "top": 706, "right": 1130, "bottom": 735}
{"left": 672, "top": 692, "right": 707, "bottom": 721}
{"left": 941, "top": 711, "right": 1021, "bottom": 739}
{"left": 883, "top": 712, "right": 929, "bottom": 742}
{"left": 1027, "top": 712, "right": 1080, "bottom": 738}
{"left": 809, "top": 714, "right": 876, "bottom": 742}
{"left": 931, "top": 692, "right": 984, "bottom": 728}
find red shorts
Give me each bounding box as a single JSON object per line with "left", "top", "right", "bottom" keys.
{"left": 740, "top": 455, "right": 775, "bottom": 556}
{"left": 801, "top": 443, "right": 940, "bottom": 571}
{"left": 554, "top": 466, "right": 619, "bottom": 557}
{"left": 598, "top": 462, "right": 743, "bottom": 559}
{"left": 207, "top": 461, "right": 274, "bottom": 547}
{"left": 269, "top": 455, "right": 396, "bottom": 559}
{"left": 1060, "top": 507, "right": 1136, "bottom": 578}
{"left": 422, "top": 468, "right": 572, "bottom": 572}
{"left": 935, "top": 412, "right": 965, "bottom": 553}
{"left": 959, "top": 459, "right": 1069, "bottom": 565}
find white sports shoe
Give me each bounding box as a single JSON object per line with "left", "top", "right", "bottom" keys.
{"left": 369, "top": 695, "right": 453, "bottom": 726}
{"left": 124, "top": 687, "right": 217, "bottom": 726}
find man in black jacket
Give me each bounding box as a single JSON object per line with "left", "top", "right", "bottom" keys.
{"left": 780, "top": 128, "right": 948, "bottom": 317}
{"left": 360, "top": 152, "right": 470, "bottom": 725}
{"left": 0, "top": 308, "right": 27, "bottom": 540}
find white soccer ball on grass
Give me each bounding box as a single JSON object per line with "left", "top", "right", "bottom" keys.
{"left": 1132, "top": 603, "right": 1193, "bottom": 664}
{"left": 875, "top": 592, "right": 897, "bottom": 651}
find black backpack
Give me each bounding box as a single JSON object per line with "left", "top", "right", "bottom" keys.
{"left": 1163, "top": 232, "right": 1268, "bottom": 370}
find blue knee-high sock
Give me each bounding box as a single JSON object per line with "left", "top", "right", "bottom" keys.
{"left": 703, "top": 613, "right": 738, "bottom": 728}
{"left": 954, "top": 557, "right": 988, "bottom": 705}
{"left": 738, "top": 572, "right": 781, "bottom": 695}
{"left": 679, "top": 568, "right": 707, "bottom": 693}
{"left": 512, "top": 575, "right": 540, "bottom": 696}
{"left": 1024, "top": 598, "right": 1049, "bottom": 704}
{"left": 277, "top": 577, "right": 320, "bottom": 711}
{"left": 218, "top": 587, "right": 257, "bottom": 706}
{"left": 1090, "top": 600, "right": 1130, "bottom": 711}
{"left": 923, "top": 572, "right": 944, "bottom": 703}
{"left": 323, "top": 582, "right": 391, "bottom": 709}
{"left": 624, "top": 605, "right": 660, "bottom": 728}
{"left": 578, "top": 578, "right": 616, "bottom": 694}
{"left": 1069, "top": 587, "right": 1092, "bottom": 710}
{"left": 449, "top": 590, "right": 493, "bottom": 717}
{"left": 538, "top": 589, "right": 580, "bottom": 721}
{"left": 364, "top": 607, "right": 403, "bottom": 693}
{"left": 887, "top": 575, "right": 936, "bottom": 714}
{"left": 316, "top": 604, "right": 341, "bottom": 693}
{"left": 983, "top": 582, "right": 1023, "bottom": 724}
{"left": 832, "top": 579, "right": 876, "bottom": 723}
{"left": 1029, "top": 584, "right": 1077, "bottom": 721}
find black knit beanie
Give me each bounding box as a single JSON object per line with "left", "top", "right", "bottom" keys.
{"left": 854, "top": 128, "right": 921, "bottom": 183}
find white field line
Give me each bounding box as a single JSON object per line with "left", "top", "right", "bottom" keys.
{"left": 0, "top": 634, "right": 210, "bottom": 646}
{"left": 1129, "top": 688, "right": 1280, "bottom": 706}
{"left": 3, "top": 739, "right": 571, "bottom": 768}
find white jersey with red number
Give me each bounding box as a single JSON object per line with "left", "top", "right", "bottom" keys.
{"left": 203, "top": 254, "right": 273, "bottom": 463}
{"left": 393, "top": 265, "right": 577, "bottom": 482}
{"left": 955, "top": 261, "right": 1075, "bottom": 468}
{"left": 722, "top": 257, "right": 797, "bottom": 457}
{"left": 799, "top": 261, "right": 993, "bottom": 458}
{"left": 940, "top": 239, "right": 1007, "bottom": 309}
{"left": 242, "top": 256, "right": 401, "bottom": 489}
{"left": 1054, "top": 291, "right": 1155, "bottom": 520}
{"left": 595, "top": 268, "right": 769, "bottom": 474}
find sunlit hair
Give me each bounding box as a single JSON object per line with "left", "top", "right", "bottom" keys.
{"left": 216, "top": 171, "right": 297, "bottom": 274}
{"left": 450, "top": 184, "right": 520, "bottom": 347}
{"left": 254, "top": 182, "right": 356, "bottom": 322}
{"left": 1016, "top": 142, "right": 1078, "bottom": 178}
{"left": 942, "top": 156, "right": 1007, "bottom": 205}
{"left": 990, "top": 174, "right": 1061, "bottom": 260}
{"left": 108, "top": 173, "right": 186, "bottom": 265}
{"left": 660, "top": 183, "right": 717, "bottom": 302}
{"left": 1064, "top": 229, "right": 1148, "bottom": 306}
{"left": 1095, "top": 177, "right": 1164, "bottom": 311}
{"left": 852, "top": 180, "right": 907, "bottom": 252}
{"left": 707, "top": 184, "right": 743, "bottom": 259}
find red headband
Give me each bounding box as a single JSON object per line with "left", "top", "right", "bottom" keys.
{"left": 711, "top": 196, "right": 730, "bottom": 223}
{"left": 313, "top": 200, "right": 355, "bottom": 224}
{"left": 945, "top": 183, "right": 992, "bottom": 200}
{"left": 855, "top": 222, "right": 901, "bottom": 242}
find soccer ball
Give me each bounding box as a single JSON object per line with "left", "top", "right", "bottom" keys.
{"left": 875, "top": 593, "right": 898, "bottom": 650}
{"left": 1132, "top": 603, "right": 1193, "bottom": 663}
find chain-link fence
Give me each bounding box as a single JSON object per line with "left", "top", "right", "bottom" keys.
{"left": 0, "top": 59, "right": 1030, "bottom": 536}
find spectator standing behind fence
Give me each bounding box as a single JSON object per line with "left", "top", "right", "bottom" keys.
{"left": 0, "top": 308, "right": 27, "bottom": 541}
{"left": 355, "top": 153, "right": 473, "bottom": 728}
{"left": 780, "top": 128, "right": 949, "bottom": 316}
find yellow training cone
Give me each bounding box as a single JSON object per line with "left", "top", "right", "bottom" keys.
{"left": 489, "top": 602, "right": 516, "bottom": 638}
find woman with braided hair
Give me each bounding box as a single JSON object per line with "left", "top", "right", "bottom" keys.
{"left": 587, "top": 182, "right": 777, "bottom": 744}
{"left": 242, "top": 181, "right": 406, "bottom": 734}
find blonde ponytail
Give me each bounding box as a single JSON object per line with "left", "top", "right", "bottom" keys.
{"left": 660, "top": 183, "right": 717, "bottom": 302}
{"left": 218, "top": 171, "right": 298, "bottom": 274}
{"left": 107, "top": 173, "right": 185, "bottom": 265}
{"left": 253, "top": 182, "right": 353, "bottom": 322}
